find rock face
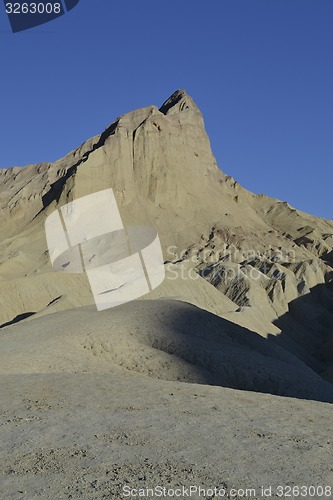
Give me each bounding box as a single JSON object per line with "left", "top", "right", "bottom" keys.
{"left": 1, "top": 89, "right": 333, "bottom": 398}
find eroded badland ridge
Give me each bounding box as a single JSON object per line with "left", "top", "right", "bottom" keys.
{"left": 1, "top": 90, "right": 333, "bottom": 401}
{"left": 1, "top": 89, "right": 333, "bottom": 499}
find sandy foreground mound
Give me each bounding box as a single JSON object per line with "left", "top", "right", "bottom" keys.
{"left": 1, "top": 300, "right": 332, "bottom": 403}
{"left": 1, "top": 300, "right": 333, "bottom": 499}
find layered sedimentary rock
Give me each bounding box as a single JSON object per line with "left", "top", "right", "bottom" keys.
{"left": 1, "top": 89, "right": 333, "bottom": 394}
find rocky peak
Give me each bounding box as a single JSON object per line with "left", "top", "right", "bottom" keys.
{"left": 159, "top": 89, "right": 200, "bottom": 115}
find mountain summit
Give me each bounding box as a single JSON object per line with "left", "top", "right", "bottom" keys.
{"left": 159, "top": 89, "right": 201, "bottom": 114}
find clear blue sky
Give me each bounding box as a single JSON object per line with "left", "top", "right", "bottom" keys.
{"left": 1, "top": 0, "right": 332, "bottom": 219}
